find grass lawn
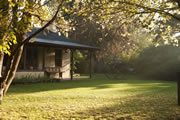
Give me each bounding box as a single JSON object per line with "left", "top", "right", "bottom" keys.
{"left": 0, "top": 74, "right": 179, "bottom": 120}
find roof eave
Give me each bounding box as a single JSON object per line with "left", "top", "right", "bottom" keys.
{"left": 27, "top": 42, "right": 100, "bottom": 50}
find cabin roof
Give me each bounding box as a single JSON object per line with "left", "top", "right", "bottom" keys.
{"left": 28, "top": 29, "right": 99, "bottom": 50}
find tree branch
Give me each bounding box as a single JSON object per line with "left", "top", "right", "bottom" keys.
{"left": 112, "top": 1, "right": 180, "bottom": 22}
{"left": 10, "top": 3, "right": 62, "bottom": 57}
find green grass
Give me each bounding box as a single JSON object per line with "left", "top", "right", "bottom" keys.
{"left": 74, "top": 74, "right": 89, "bottom": 79}
{"left": 0, "top": 74, "right": 180, "bottom": 120}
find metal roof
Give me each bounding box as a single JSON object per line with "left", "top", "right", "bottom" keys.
{"left": 28, "top": 29, "right": 99, "bottom": 50}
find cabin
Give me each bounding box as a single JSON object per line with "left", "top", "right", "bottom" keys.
{"left": 3, "top": 29, "right": 98, "bottom": 80}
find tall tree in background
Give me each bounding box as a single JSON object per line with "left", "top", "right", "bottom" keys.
{"left": 68, "top": 0, "right": 180, "bottom": 69}
{"left": 68, "top": 15, "right": 135, "bottom": 73}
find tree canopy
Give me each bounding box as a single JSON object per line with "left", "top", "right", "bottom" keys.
{"left": 1, "top": 0, "right": 180, "bottom": 55}
{"left": 63, "top": 0, "right": 180, "bottom": 46}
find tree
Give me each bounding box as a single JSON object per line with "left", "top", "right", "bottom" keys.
{"left": 68, "top": 0, "right": 180, "bottom": 53}
{"left": 0, "top": 0, "right": 68, "bottom": 103}
{"left": 0, "top": 0, "right": 180, "bottom": 103}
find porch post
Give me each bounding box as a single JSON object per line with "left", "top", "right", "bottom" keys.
{"left": 23, "top": 47, "right": 27, "bottom": 69}
{"left": 70, "top": 49, "right": 74, "bottom": 80}
{"left": 89, "top": 50, "right": 92, "bottom": 79}
{"left": 43, "top": 47, "right": 45, "bottom": 69}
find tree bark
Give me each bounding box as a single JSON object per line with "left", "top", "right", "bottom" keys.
{"left": 0, "top": 45, "right": 24, "bottom": 103}
{"left": 0, "top": 30, "right": 26, "bottom": 103}
{"left": 0, "top": 52, "right": 4, "bottom": 78}
{"left": 4, "top": 45, "right": 24, "bottom": 95}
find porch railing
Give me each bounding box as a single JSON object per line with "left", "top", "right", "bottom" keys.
{"left": 45, "top": 66, "right": 70, "bottom": 73}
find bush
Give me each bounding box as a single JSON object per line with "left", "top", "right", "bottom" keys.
{"left": 135, "top": 45, "right": 180, "bottom": 80}
{"left": 74, "top": 51, "right": 89, "bottom": 74}
{"left": 13, "top": 76, "right": 50, "bottom": 84}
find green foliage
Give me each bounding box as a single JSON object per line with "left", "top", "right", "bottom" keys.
{"left": 135, "top": 45, "right": 180, "bottom": 80}
{"left": 0, "top": 75, "right": 179, "bottom": 119}
{"left": 0, "top": 0, "right": 35, "bottom": 54}
{"left": 0, "top": 0, "right": 62, "bottom": 55}
{"left": 119, "top": 26, "right": 153, "bottom": 65}
{"left": 120, "top": 50, "right": 138, "bottom": 65}
{"left": 74, "top": 50, "right": 89, "bottom": 74}
{"left": 13, "top": 76, "right": 49, "bottom": 83}
{"left": 1, "top": 0, "right": 180, "bottom": 55}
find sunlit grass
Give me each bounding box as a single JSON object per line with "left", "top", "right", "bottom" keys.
{"left": 0, "top": 74, "right": 179, "bottom": 120}
{"left": 73, "top": 74, "right": 89, "bottom": 79}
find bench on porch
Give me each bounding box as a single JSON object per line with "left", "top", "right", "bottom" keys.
{"left": 45, "top": 67, "right": 61, "bottom": 73}
{"left": 45, "top": 66, "right": 70, "bottom": 79}
{"left": 45, "top": 66, "right": 70, "bottom": 73}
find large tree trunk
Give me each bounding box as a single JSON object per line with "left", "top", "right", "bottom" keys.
{"left": 0, "top": 30, "right": 26, "bottom": 103}
{"left": 4, "top": 45, "right": 24, "bottom": 94}
{"left": 0, "top": 45, "right": 24, "bottom": 103}
{"left": 0, "top": 52, "right": 4, "bottom": 78}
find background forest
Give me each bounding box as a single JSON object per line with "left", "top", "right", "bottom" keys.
{"left": 69, "top": 15, "right": 180, "bottom": 81}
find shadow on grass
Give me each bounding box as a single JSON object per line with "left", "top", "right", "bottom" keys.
{"left": 68, "top": 94, "right": 179, "bottom": 120}
{"left": 3, "top": 75, "right": 179, "bottom": 120}
{"left": 7, "top": 74, "right": 176, "bottom": 95}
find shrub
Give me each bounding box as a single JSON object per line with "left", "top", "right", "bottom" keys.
{"left": 135, "top": 45, "right": 180, "bottom": 80}
{"left": 13, "top": 76, "right": 50, "bottom": 84}
{"left": 74, "top": 50, "right": 89, "bottom": 74}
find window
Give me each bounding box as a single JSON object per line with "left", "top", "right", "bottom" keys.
{"left": 55, "top": 49, "right": 62, "bottom": 67}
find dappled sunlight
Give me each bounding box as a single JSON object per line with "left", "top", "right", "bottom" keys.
{"left": 3, "top": 89, "right": 178, "bottom": 119}
{"left": 72, "top": 95, "right": 179, "bottom": 120}
{"left": 0, "top": 75, "right": 178, "bottom": 119}
{"left": 6, "top": 76, "right": 175, "bottom": 99}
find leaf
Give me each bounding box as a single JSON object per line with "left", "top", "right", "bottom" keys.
{"left": 12, "top": 34, "right": 16, "bottom": 41}
{"left": 13, "top": 40, "right": 17, "bottom": 44}
{"left": 5, "top": 50, "right": 11, "bottom": 56}
{"left": 17, "top": 2, "right": 25, "bottom": 7}
{"left": 10, "top": 2, "right": 16, "bottom": 7}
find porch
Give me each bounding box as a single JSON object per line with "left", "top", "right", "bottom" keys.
{"left": 6, "top": 29, "right": 98, "bottom": 80}
{"left": 15, "top": 46, "right": 93, "bottom": 80}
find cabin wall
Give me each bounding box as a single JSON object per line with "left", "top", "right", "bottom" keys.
{"left": 37, "top": 47, "right": 43, "bottom": 70}
{"left": 15, "top": 47, "right": 44, "bottom": 79}
{"left": 14, "top": 47, "right": 71, "bottom": 79}
{"left": 45, "top": 48, "right": 55, "bottom": 68}
{"left": 44, "top": 48, "right": 70, "bottom": 79}
{"left": 44, "top": 48, "right": 59, "bottom": 79}
{"left": 61, "top": 50, "right": 70, "bottom": 79}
